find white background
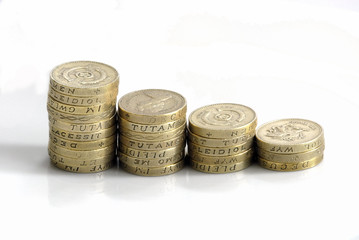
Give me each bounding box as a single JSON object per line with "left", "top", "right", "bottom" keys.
{"left": 0, "top": 0, "right": 359, "bottom": 239}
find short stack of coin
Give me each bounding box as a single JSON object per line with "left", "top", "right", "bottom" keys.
{"left": 255, "top": 118, "right": 325, "bottom": 171}
{"left": 188, "top": 103, "right": 257, "bottom": 174}
{"left": 117, "top": 89, "right": 187, "bottom": 176}
{"left": 47, "top": 61, "right": 119, "bottom": 173}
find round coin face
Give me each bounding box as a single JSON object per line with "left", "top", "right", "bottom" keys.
{"left": 189, "top": 103, "right": 257, "bottom": 138}
{"left": 119, "top": 89, "right": 186, "bottom": 116}
{"left": 51, "top": 61, "right": 119, "bottom": 89}
{"left": 256, "top": 119, "right": 324, "bottom": 152}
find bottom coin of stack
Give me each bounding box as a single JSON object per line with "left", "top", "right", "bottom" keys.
{"left": 255, "top": 118, "right": 325, "bottom": 171}
{"left": 187, "top": 103, "right": 257, "bottom": 174}
{"left": 117, "top": 89, "right": 187, "bottom": 176}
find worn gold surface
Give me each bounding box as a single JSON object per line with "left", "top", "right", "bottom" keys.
{"left": 189, "top": 148, "right": 254, "bottom": 165}
{"left": 257, "top": 144, "right": 325, "bottom": 163}
{"left": 119, "top": 151, "right": 185, "bottom": 167}
{"left": 190, "top": 158, "right": 251, "bottom": 174}
{"left": 51, "top": 159, "right": 113, "bottom": 173}
{"left": 189, "top": 103, "right": 257, "bottom": 138}
{"left": 258, "top": 155, "right": 323, "bottom": 172}
{"left": 49, "top": 124, "right": 116, "bottom": 141}
{"left": 49, "top": 142, "right": 116, "bottom": 160}
{"left": 48, "top": 114, "right": 116, "bottom": 133}
{"left": 50, "top": 61, "right": 119, "bottom": 96}
{"left": 120, "top": 160, "right": 184, "bottom": 176}
{"left": 188, "top": 139, "right": 253, "bottom": 157}
{"left": 118, "top": 89, "right": 187, "bottom": 124}
{"left": 256, "top": 118, "right": 324, "bottom": 154}
{"left": 118, "top": 143, "right": 184, "bottom": 159}
{"left": 119, "top": 133, "right": 185, "bottom": 150}
{"left": 49, "top": 132, "right": 116, "bottom": 150}
{"left": 188, "top": 128, "right": 255, "bottom": 147}
{"left": 119, "top": 116, "right": 186, "bottom": 133}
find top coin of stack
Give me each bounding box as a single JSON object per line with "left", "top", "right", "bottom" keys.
{"left": 47, "top": 61, "right": 119, "bottom": 173}
{"left": 255, "top": 118, "right": 325, "bottom": 171}
{"left": 188, "top": 103, "right": 257, "bottom": 174}
{"left": 117, "top": 89, "right": 187, "bottom": 176}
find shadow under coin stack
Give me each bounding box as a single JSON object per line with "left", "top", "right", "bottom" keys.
{"left": 47, "top": 61, "right": 119, "bottom": 173}
{"left": 255, "top": 118, "right": 325, "bottom": 171}
{"left": 188, "top": 103, "right": 257, "bottom": 174}
{"left": 117, "top": 89, "right": 187, "bottom": 176}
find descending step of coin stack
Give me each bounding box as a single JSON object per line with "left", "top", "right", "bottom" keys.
{"left": 255, "top": 118, "right": 325, "bottom": 171}
{"left": 47, "top": 61, "right": 119, "bottom": 173}
{"left": 188, "top": 103, "right": 257, "bottom": 174}
{"left": 117, "top": 89, "right": 187, "bottom": 176}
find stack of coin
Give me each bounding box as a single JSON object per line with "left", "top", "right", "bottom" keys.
{"left": 117, "top": 89, "right": 187, "bottom": 176}
{"left": 256, "top": 118, "right": 325, "bottom": 171}
{"left": 188, "top": 103, "right": 257, "bottom": 174}
{"left": 47, "top": 61, "right": 119, "bottom": 173}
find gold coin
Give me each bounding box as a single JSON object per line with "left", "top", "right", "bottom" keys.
{"left": 48, "top": 148, "right": 115, "bottom": 166}
{"left": 189, "top": 148, "right": 254, "bottom": 165}
{"left": 190, "top": 158, "right": 251, "bottom": 174}
{"left": 188, "top": 128, "right": 255, "bottom": 147}
{"left": 51, "top": 160, "right": 113, "bottom": 173}
{"left": 47, "top": 96, "right": 116, "bottom": 115}
{"left": 50, "top": 61, "right": 119, "bottom": 96}
{"left": 48, "top": 142, "right": 116, "bottom": 160}
{"left": 256, "top": 118, "right": 324, "bottom": 154}
{"left": 47, "top": 104, "right": 116, "bottom": 123}
{"left": 189, "top": 103, "right": 257, "bottom": 138}
{"left": 257, "top": 155, "right": 323, "bottom": 171}
{"left": 118, "top": 143, "right": 184, "bottom": 159}
{"left": 49, "top": 132, "right": 116, "bottom": 150}
{"left": 257, "top": 144, "right": 325, "bottom": 163}
{"left": 50, "top": 124, "right": 116, "bottom": 141}
{"left": 120, "top": 160, "right": 184, "bottom": 176}
{"left": 118, "top": 150, "right": 185, "bottom": 167}
{"left": 119, "top": 133, "right": 185, "bottom": 150}
{"left": 188, "top": 140, "right": 253, "bottom": 157}
{"left": 48, "top": 85, "right": 118, "bottom": 106}
{"left": 119, "top": 123, "right": 186, "bottom": 141}
{"left": 119, "top": 116, "right": 186, "bottom": 133}
{"left": 118, "top": 89, "right": 187, "bottom": 124}
{"left": 48, "top": 113, "right": 116, "bottom": 133}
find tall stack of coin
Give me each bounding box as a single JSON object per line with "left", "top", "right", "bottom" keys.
{"left": 256, "top": 118, "right": 325, "bottom": 171}
{"left": 188, "top": 103, "right": 257, "bottom": 174}
{"left": 47, "top": 61, "right": 119, "bottom": 173}
{"left": 117, "top": 89, "right": 187, "bottom": 176}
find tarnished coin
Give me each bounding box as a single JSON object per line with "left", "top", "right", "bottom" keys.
{"left": 48, "top": 142, "right": 116, "bottom": 160}
{"left": 49, "top": 132, "right": 116, "bottom": 150}
{"left": 51, "top": 160, "right": 113, "bottom": 173}
{"left": 118, "top": 143, "right": 184, "bottom": 159}
{"left": 119, "top": 117, "right": 186, "bottom": 133}
{"left": 118, "top": 89, "right": 187, "bottom": 124}
{"left": 190, "top": 159, "right": 251, "bottom": 174}
{"left": 47, "top": 96, "right": 115, "bottom": 115}
{"left": 118, "top": 151, "right": 185, "bottom": 167}
{"left": 188, "top": 128, "right": 255, "bottom": 147}
{"left": 48, "top": 148, "right": 115, "bottom": 166}
{"left": 120, "top": 160, "right": 184, "bottom": 176}
{"left": 48, "top": 85, "right": 118, "bottom": 106}
{"left": 50, "top": 61, "right": 119, "bottom": 96}
{"left": 189, "top": 103, "right": 257, "bottom": 139}
{"left": 256, "top": 118, "right": 324, "bottom": 154}
{"left": 258, "top": 155, "right": 323, "bottom": 172}
{"left": 188, "top": 140, "right": 253, "bottom": 157}
{"left": 119, "top": 123, "right": 186, "bottom": 141}
{"left": 50, "top": 124, "right": 116, "bottom": 141}
{"left": 189, "top": 148, "right": 254, "bottom": 165}
{"left": 48, "top": 114, "right": 116, "bottom": 133}
{"left": 119, "top": 134, "right": 185, "bottom": 150}
{"left": 257, "top": 144, "right": 325, "bottom": 163}
{"left": 47, "top": 104, "right": 116, "bottom": 123}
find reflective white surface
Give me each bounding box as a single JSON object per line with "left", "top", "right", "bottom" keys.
{"left": 1, "top": 0, "right": 359, "bottom": 239}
